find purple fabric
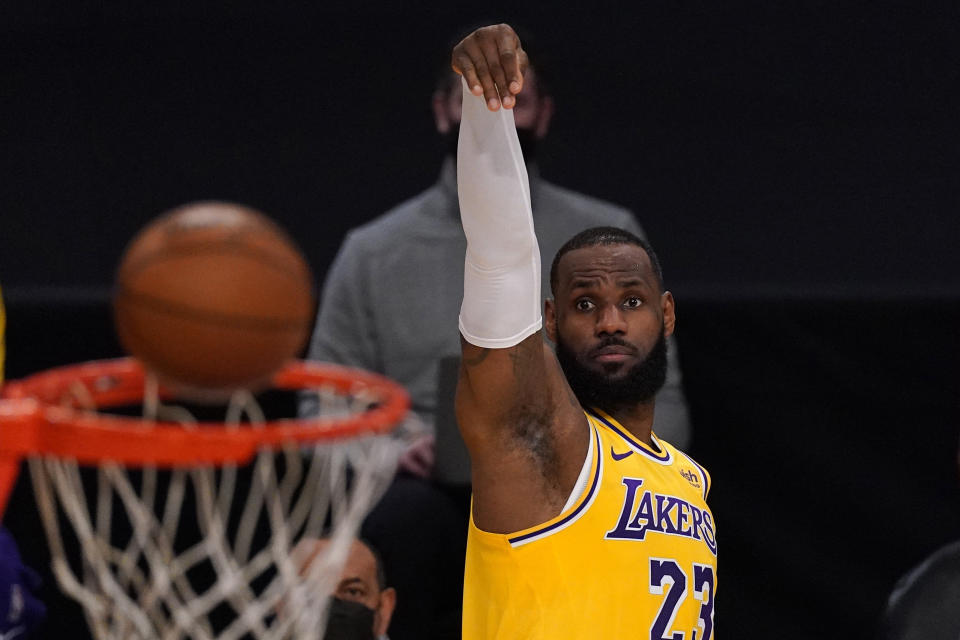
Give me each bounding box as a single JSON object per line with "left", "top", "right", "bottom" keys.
{"left": 0, "top": 527, "right": 45, "bottom": 637}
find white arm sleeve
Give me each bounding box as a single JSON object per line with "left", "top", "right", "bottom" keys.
{"left": 457, "top": 78, "right": 542, "bottom": 349}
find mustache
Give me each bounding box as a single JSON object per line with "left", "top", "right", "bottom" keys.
{"left": 589, "top": 337, "right": 638, "bottom": 356}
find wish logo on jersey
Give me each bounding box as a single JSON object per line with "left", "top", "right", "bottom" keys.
{"left": 678, "top": 467, "right": 701, "bottom": 489}
{"left": 605, "top": 477, "right": 717, "bottom": 555}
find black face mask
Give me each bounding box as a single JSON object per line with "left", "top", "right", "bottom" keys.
{"left": 444, "top": 122, "right": 540, "bottom": 164}
{"left": 322, "top": 597, "right": 376, "bottom": 640}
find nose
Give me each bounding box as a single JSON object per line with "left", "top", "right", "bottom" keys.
{"left": 595, "top": 304, "right": 627, "bottom": 336}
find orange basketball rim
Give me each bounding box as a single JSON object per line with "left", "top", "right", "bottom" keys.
{"left": 0, "top": 357, "right": 410, "bottom": 519}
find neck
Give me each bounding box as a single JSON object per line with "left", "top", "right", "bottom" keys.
{"left": 601, "top": 401, "right": 656, "bottom": 446}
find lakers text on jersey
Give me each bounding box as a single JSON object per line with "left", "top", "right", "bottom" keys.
{"left": 463, "top": 409, "right": 717, "bottom": 639}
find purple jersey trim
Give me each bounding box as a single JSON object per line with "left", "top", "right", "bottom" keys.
{"left": 508, "top": 425, "right": 603, "bottom": 546}
{"left": 586, "top": 408, "right": 672, "bottom": 463}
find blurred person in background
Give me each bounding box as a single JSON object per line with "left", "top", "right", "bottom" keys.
{"left": 879, "top": 444, "right": 960, "bottom": 639}
{"left": 1, "top": 284, "right": 48, "bottom": 639}
{"left": 293, "top": 537, "right": 396, "bottom": 640}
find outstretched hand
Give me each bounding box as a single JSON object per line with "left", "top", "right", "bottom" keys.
{"left": 451, "top": 23, "right": 528, "bottom": 111}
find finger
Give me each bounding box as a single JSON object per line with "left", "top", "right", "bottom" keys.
{"left": 408, "top": 454, "right": 430, "bottom": 478}
{"left": 398, "top": 455, "right": 417, "bottom": 474}
{"left": 479, "top": 30, "right": 513, "bottom": 109}
{"left": 467, "top": 32, "right": 506, "bottom": 110}
{"left": 516, "top": 48, "right": 529, "bottom": 90}
{"left": 451, "top": 49, "right": 483, "bottom": 97}
{"left": 411, "top": 438, "right": 432, "bottom": 462}
{"left": 454, "top": 36, "right": 498, "bottom": 108}
{"left": 494, "top": 26, "right": 525, "bottom": 100}
{"left": 399, "top": 450, "right": 427, "bottom": 477}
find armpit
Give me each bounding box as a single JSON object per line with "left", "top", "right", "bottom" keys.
{"left": 508, "top": 395, "right": 562, "bottom": 489}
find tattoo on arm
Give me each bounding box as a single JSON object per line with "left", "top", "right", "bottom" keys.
{"left": 507, "top": 337, "right": 544, "bottom": 378}
{"left": 508, "top": 348, "right": 522, "bottom": 372}
{"left": 462, "top": 345, "right": 491, "bottom": 367}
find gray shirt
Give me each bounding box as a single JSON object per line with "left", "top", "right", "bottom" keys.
{"left": 302, "top": 159, "right": 691, "bottom": 453}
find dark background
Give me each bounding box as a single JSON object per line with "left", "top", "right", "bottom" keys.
{"left": 2, "top": 2, "right": 959, "bottom": 639}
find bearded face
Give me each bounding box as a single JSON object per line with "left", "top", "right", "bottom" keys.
{"left": 546, "top": 241, "right": 675, "bottom": 416}
{"left": 556, "top": 326, "right": 668, "bottom": 414}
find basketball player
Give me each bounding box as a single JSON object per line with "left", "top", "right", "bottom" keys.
{"left": 452, "top": 25, "right": 716, "bottom": 637}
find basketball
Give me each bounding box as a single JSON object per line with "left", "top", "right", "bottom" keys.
{"left": 113, "top": 201, "right": 315, "bottom": 392}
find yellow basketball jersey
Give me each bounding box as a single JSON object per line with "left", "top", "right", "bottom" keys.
{"left": 463, "top": 408, "right": 717, "bottom": 639}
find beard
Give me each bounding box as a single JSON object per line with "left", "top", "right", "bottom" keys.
{"left": 556, "top": 328, "right": 668, "bottom": 415}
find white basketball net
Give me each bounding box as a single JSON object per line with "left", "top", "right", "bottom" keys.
{"left": 27, "top": 377, "right": 408, "bottom": 640}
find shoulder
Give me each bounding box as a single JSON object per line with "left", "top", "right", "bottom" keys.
{"left": 883, "top": 540, "right": 960, "bottom": 637}
{"left": 343, "top": 188, "right": 442, "bottom": 248}
{"left": 536, "top": 180, "right": 645, "bottom": 238}
{"left": 887, "top": 540, "right": 960, "bottom": 605}
{"left": 659, "top": 439, "right": 712, "bottom": 501}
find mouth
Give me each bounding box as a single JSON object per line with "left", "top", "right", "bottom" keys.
{"left": 591, "top": 344, "right": 636, "bottom": 364}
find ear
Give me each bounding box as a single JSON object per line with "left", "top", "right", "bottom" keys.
{"left": 534, "top": 95, "right": 554, "bottom": 139}
{"left": 375, "top": 587, "right": 397, "bottom": 636}
{"left": 432, "top": 91, "right": 452, "bottom": 134}
{"left": 661, "top": 291, "right": 676, "bottom": 338}
{"left": 544, "top": 298, "right": 558, "bottom": 343}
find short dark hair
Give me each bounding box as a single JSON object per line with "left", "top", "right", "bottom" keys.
{"left": 549, "top": 226, "right": 664, "bottom": 296}
{"left": 358, "top": 538, "right": 388, "bottom": 590}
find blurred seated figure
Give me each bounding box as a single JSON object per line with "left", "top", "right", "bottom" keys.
{"left": 0, "top": 527, "right": 47, "bottom": 639}
{"left": 293, "top": 537, "right": 396, "bottom": 640}
{"left": 1, "top": 285, "right": 47, "bottom": 639}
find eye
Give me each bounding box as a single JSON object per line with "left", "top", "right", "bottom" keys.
{"left": 575, "top": 299, "right": 595, "bottom": 311}
{"left": 623, "top": 297, "right": 643, "bottom": 308}
{"left": 336, "top": 583, "right": 368, "bottom": 600}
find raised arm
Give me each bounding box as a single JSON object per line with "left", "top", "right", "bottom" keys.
{"left": 452, "top": 25, "right": 588, "bottom": 533}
